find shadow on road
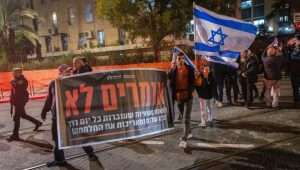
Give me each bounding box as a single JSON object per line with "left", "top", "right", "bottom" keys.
{"left": 182, "top": 142, "right": 300, "bottom": 170}
{"left": 18, "top": 135, "right": 53, "bottom": 154}
{"left": 216, "top": 121, "right": 300, "bottom": 135}
{"left": 111, "top": 139, "right": 155, "bottom": 155}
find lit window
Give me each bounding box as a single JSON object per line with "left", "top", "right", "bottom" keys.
{"left": 68, "top": 8, "right": 75, "bottom": 25}
{"left": 279, "top": 16, "right": 283, "bottom": 22}
{"left": 52, "top": 12, "right": 58, "bottom": 25}
{"left": 97, "top": 31, "right": 105, "bottom": 46}
{"left": 253, "top": 19, "right": 264, "bottom": 26}
{"left": 268, "top": 26, "right": 274, "bottom": 32}
{"left": 84, "top": 4, "right": 94, "bottom": 23}
{"left": 240, "top": 0, "right": 252, "bottom": 9}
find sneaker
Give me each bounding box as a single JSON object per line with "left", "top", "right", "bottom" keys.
{"left": 187, "top": 133, "right": 193, "bottom": 139}
{"left": 179, "top": 140, "right": 187, "bottom": 148}
{"left": 46, "top": 160, "right": 68, "bottom": 167}
{"left": 199, "top": 122, "right": 207, "bottom": 128}
{"left": 34, "top": 122, "right": 42, "bottom": 131}
{"left": 6, "top": 135, "right": 20, "bottom": 142}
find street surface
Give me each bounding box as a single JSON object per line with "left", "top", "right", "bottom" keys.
{"left": 0, "top": 79, "right": 299, "bottom": 170}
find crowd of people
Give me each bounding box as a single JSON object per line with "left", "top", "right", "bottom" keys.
{"left": 168, "top": 34, "right": 300, "bottom": 148}
{"left": 6, "top": 34, "right": 300, "bottom": 166}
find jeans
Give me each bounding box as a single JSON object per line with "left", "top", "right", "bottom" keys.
{"left": 199, "top": 98, "right": 212, "bottom": 123}
{"left": 264, "top": 80, "right": 280, "bottom": 107}
{"left": 177, "top": 99, "right": 193, "bottom": 141}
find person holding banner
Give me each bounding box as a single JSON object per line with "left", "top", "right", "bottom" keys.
{"left": 168, "top": 52, "right": 195, "bottom": 148}
{"left": 41, "top": 64, "right": 101, "bottom": 167}
{"left": 41, "top": 64, "right": 71, "bottom": 167}
{"left": 73, "top": 56, "right": 93, "bottom": 74}
{"left": 72, "top": 57, "right": 103, "bottom": 161}
{"left": 7, "top": 68, "right": 42, "bottom": 141}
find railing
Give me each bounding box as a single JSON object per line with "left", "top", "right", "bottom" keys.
{"left": 44, "top": 44, "right": 147, "bottom": 58}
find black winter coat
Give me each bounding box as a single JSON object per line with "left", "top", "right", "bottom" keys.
{"left": 41, "top": 81, "right": 56, "bottom": 119}
{"left": 239, "top": 57, "right": 258, "bottom": 82}
{"left": 10, "top": 75, "right": 29, "bottom": 106}
{"left": 196, "top": 73, "right": 215, "bottom": 99}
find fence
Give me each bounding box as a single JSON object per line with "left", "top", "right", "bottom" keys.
{"left": 0, "top": 62, "right": 170, "bottom": 103}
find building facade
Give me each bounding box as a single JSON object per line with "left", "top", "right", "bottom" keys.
{"left": 24, "top": 0, "right": 142, "bottom": 56}
{"left": 239, "top": 0, "right": 300, "bottom": 36}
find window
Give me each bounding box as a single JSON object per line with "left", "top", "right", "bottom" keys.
{"left": 33, "top": 19, "right": 39, "bottom": 32}
{"left": 118, "top": 29, "right": 126, "bottom": 45}
{"left": 253, "top": 5, "right": 264, "bottom": 17}
{"left": 284, "top": 16, "right": 289, "bottom": 22}
{"left": 78, "top": 33, "right": 88, "bottom": 49}
{"left": 84, "top": 4, "right": 94, "bottom": 23}
{"left": 241, "top": 8, "right": 251, "bottom": 19}
{"left": 68, "top": 8, "right": 75, "bottom": 25}
{"left": 52, "top": 12, "right": 58, "bottom": 26}
{"left": 279, "top": 16, "right": 289, "bottom": 23}
{"left": 45, "top": 36, "right": 52, "bottom": 52}
{"left": 97, "top": 31, "right": 105, "bottom": 46}
{"left": 61, "top": 33, "right": 69, "bottom": 51}
{"left": 253, "top": 0, "right": 264, "bottom": 5}
{"left": 253, "top": 19, "right": 264, "bottom": 26}
{"left": 240, "top": 0, "right": 252, "bottom": 9}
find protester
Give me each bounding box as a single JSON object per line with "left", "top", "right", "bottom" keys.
{"left": 7, "top": 68, "right": 42, "bottom": 141}
{"left": 168, "top": 52, "right": 195, "bottom": 148}
{"left": 80, "top": 57, "right": 93, "bottom": 72}
{"left": 287, "top": 33, "right": 300, "bottom": 107}
{"left": 262, "top": 40, "right": 284, "bottom": 108}
{"left": 41, "top": 64, "right": 101, "bottom": 167}
{"left": 212, "top": 63, "right": 227, "bottom": 107}
{"left": 195, "top": 63, "right": 215, "bottom": 128}
{"left": 71, "top": 57, "right": 102, "bottom": 164}
{"left": 224, "top": 66, "right": 240, "bottom": 105}
{"left": 73, "top": 56, "right": 93, "bottom": 74}
{"left": 238, "top": 50, "right": 258, "bottom": 107}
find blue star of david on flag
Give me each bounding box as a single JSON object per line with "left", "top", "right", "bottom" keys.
{"left": 208, "top": 27, "right": 227, "bottom": 46}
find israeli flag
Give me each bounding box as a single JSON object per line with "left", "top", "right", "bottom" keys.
{"left": 172, "top": 47, "right": 196, "bottom": 70}
{"left": 193, "top": 4, "right": 257, "bottom": 67}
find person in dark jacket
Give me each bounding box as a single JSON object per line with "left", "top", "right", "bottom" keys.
{"left": 224, "top": 66, "right": 240, "bottom": 105}
{"left": 7, "top": 68, "right": 42, "bottom": 141}
{"left": 196, "top": 64, "right": 216, "bottom": 128}
{"left": 287, "top": 34, "right": 300, "bottom": 107}
{"left": 262, "top": 43, "right": 284, "bottom": 108}
{"left": 168, "top": 52, "right": 195, "bottom": 148}
{"left": 238, "top": 50, "right": 258, "bottom": 107}
{"left": 41, "top": 64, "right": 101, "bottom": 167}
{"left": 212, "top": 63, "right": 227, "bottom": 107}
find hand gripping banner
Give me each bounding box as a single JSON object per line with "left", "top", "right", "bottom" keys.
{"left": 56, "top": 68, "right": 174, "bottom": 149}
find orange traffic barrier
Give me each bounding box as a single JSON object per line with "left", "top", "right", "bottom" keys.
{"left": 0, "top": 62, "right": 171, "bottom": 103}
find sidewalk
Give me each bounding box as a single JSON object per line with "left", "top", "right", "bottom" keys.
{"left": 0, "top": 79, "right": 299, "bottom": 170}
